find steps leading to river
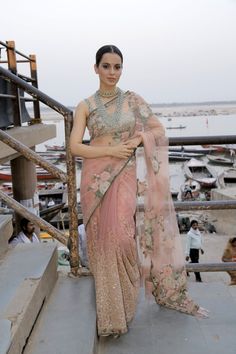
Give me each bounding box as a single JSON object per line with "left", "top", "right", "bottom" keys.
{"left": 23, "top": 274, "right": 97, "bottom": 354}
{"left": 0, "top": 215, "right": 13, "bottom": 257}
{"left": 0, "top": 243, "right": 58, "bottom": 354}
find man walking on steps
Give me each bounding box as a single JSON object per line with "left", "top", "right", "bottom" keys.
{"left": 185, "top": 219, "right": 204, "bottom": 282}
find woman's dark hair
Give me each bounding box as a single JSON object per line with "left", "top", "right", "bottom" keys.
{"left": 20, "top": 218, "right": 30, "bottom": 231}
{"left": 230, "top": 237, "right": 236, "bottom": 244}
{"left": 95, "top": 45, "right": 123, "bottom": 66}
{"left": 190, "top": 219, "right": 198, "bottom": 227}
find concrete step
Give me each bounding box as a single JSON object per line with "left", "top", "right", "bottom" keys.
{"left": 0, "top": 243, "right": 57, "bottom": 354}
{"left": 0, "top": 215, "right": 13, "bottom": 257}
{"left": 23, "top": 274, "right": 97, "bottom": 354}
{"left": 97, "top": 282, "right": 236, "bottom": 354}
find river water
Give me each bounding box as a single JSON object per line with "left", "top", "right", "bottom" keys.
{"left": 36, "top": 109, "right": 236, "bottom": 195}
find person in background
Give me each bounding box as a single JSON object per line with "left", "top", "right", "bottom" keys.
{"left": 184, "top": 184, "right": 193, "bottom": 199}
{"left": 10, "top": 218, "right": 40, "bottom": 245}
{"left": 229, "top": 149, "right": 235, "bottom": 163}
{"left": 67, "top": 224, "right": 89, "bottom": 268}
{"left": 222, "top": 237, "right": 236, "bottom": 285}
{"left": 47, "top": 197, "right": 55, "bottom": 207}
{"left": 185, "top": 220, "right": 204, "bottom": 282}
{"left": 78, "top": 223, "right": 89, "bottom": 268}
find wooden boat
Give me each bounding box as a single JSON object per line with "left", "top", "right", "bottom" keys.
{"left": 166, "top": 124, "right": 186, "bottom": 130}
{"left": 0, "top": 181, "right": 56, "bottom": 193}
{"left": 206, "top": 155, "right": 234, "bottom": 166}
{"left": 39, "top": 188, "right": 67, "bottom": 207}
{"left": 39, "top": 203, "right": 65, "bottom": 222}
{"left": 169, "top": 146, "right": 217, "bottom": 154}
{"left": 183, "top": 158, "right": 217, "bottom": 188}
{"left": 45, "top": 144, "right": 65, "bottom": 151}
{"left": 217, "top": 168, "right": 236, "bottom": 188}
{"left": 202, "top": 144, "right": 236, "bottom": 153}
{"left": 169, "top": 151, "right": 204, "bottom": 158}
{"left": 168, "top": 154, "right": 191, "bottom": 162}
{"left": 0, "top": 168, "right": 59, "bottom": 181}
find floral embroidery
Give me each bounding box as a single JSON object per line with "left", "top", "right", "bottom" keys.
{"left": 151, "top": 265, "right": 199, "bottom": 314}
{"left": 88, "top": 167, "right": 113, "bottom": 199}
{"left": 137, "top": 180, "right": 148, "bottom": 196}
{"left": 150, "top": 153, "right": 161, "bottom": 175}
{"left": 139, "top": 104, "right": 152, "bottom": 120}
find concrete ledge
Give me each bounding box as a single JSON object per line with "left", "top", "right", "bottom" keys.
{"left": 0, "top": 215, "right": 13, "bottom": 257}
{"left": 0, "top": 243, "right": 58, "bottom": 354}
{"left": 24, "top": 275, "right": 97, "bottom": 354}
{"left": 0, "top": 124, "right": 56, "bottom": 163}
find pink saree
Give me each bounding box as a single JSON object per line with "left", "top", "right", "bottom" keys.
{"left": 80, "top": 90, "right": 202, "bottom": 336}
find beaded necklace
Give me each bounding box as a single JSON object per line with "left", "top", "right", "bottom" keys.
{"left": 94, "top": 88, "right": 125, "bottom": 125}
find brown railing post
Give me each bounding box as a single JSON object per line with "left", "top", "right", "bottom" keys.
{"left": 29, "top": 54, "right": 41, "bottom": 121}
{"left": 6, "top": 40, "right": 22, "bottom": 126}
{"left": 64, "top": 112, "right": 79, "bottom": 275}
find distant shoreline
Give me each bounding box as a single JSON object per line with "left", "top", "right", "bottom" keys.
{"left": 150, "top": 100, "right": 236, "bottom": 108}
{"left": 38, "top": 100, "right": 236, "bottom": 120}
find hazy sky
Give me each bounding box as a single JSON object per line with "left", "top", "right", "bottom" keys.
{"left": 1, "top": 0, "right": 236, "bottom": 105}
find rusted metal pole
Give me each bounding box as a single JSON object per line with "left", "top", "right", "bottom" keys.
{"left": 169, "top": 135, "right": 236, "bottom": 146}
{"left": 186, "top": 262, "right": 236, "bottom": 272}
{"left": 64, "top": 112, "right": 79, "bottom": 276}
{"left": 0, "top": 66, "right": 71, "bottom": 116}
{"left": 6, "top": 40, "right": 22, "bottom": 126}
{"left": 0, "top": 129, "right": 67, "bottom": 182}
{"left": 29, "top": 54, "right": 41, "bottom": 121}
{"left": 0, "top": 190, "right": 67, "bottom": 245}
{"left": 174, "top": 200, "right": 236, "bottom": 211}
{"left": 138, "top": 200, "right": 236, "bottom": 212}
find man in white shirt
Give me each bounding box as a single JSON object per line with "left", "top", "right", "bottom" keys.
{"left": 10, "top": 218, "right": 40, "bottom": 245}
{"left": 185, "top": 220, "right": 204, "bottom": 282}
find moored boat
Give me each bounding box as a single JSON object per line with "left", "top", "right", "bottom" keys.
{"left": 217, "top": 168, "right": 236, "bottom": 188}
{"left": 45, "top": 144, "right": 65, "bottom": 151}
{"left": 183, "top": 158, "right": 217, "bottom": 188}
{"left": 166, "top": 124, "right": 186, "bottom": 130}
{"left": 206, "top": 154, "right": 234, "bottom": 166}
{"left": 0, "top": 168, "right": 59, "bottom": 181}
{"left": 169, "top": 146, "right": 218, "bottom": 154}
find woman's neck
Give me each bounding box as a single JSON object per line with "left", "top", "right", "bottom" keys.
{"left": 98, "top": 85, "right": 118, "bottom": 98}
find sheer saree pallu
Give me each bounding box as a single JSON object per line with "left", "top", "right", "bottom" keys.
{"left": 80, "top": 91, "right": 206, "bottom": 336}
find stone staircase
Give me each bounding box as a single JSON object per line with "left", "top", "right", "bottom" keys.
{"left": 1, "top": 217, "right": 236, "bottom": 354}
{"left": 0, "top": 217, "right": 97, "bottom": 354}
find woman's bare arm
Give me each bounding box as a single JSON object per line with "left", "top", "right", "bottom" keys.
{"left": 69, "top": 101, "right": 135, "bottom": 159}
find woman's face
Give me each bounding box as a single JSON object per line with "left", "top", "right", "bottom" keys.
{"left": 95, "top": 53, "right": 122, "bottom": 89}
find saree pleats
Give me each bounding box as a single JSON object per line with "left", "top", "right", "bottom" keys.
{"left": 82, "top": 159, "right": 139, "bottom": 335}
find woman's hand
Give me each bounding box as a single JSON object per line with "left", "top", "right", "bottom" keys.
{"left": 109, "top": 142, "right": 136, "bottom": 159}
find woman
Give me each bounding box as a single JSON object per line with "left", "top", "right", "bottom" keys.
{"left": 222, "top": 237, "right": 236, "bottom": 285}
{"left": 70, "top": 45, "right": 207, "bottom": 337}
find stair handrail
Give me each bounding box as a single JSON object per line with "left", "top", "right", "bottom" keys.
{"left": 0, "top": 65, "right": 79, "bottom": 275}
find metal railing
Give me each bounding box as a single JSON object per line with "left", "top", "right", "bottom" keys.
{"left": 1, "top": 41, "right": 236, "bottom": 276}
{"left": 0, "top": 65, "right": 79, "bottom": 275}
{"left": 0, "top": 40, "right": 40, "bottom": 123}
